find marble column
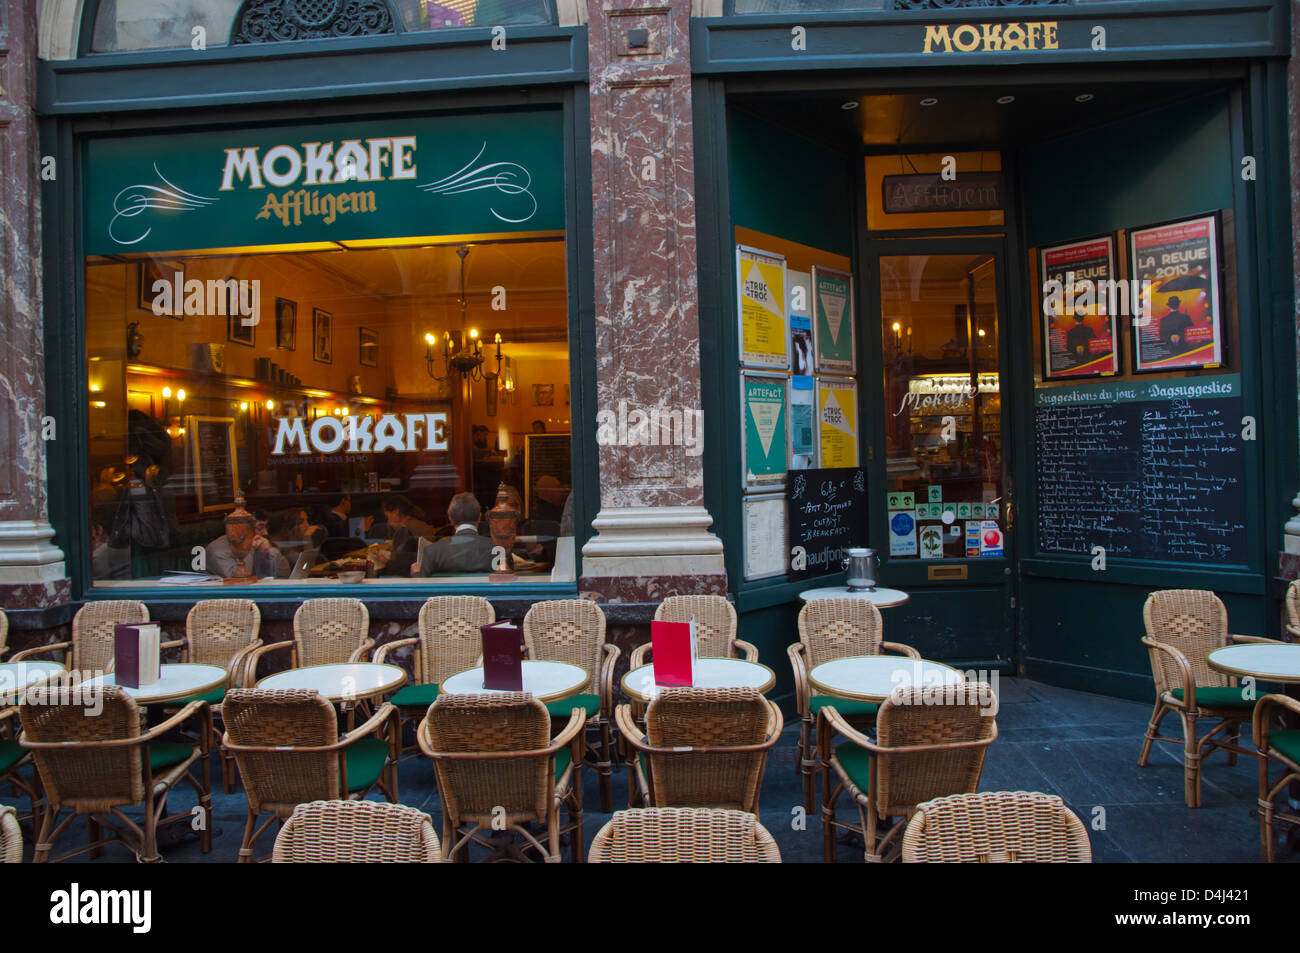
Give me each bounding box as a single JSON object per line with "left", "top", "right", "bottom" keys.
{"left": 0, "top": 0, "right": 70, "bottom": 609}
{"left": 581, "top": 0, "right": 726, "bottom": 601}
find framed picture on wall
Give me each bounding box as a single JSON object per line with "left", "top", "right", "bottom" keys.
{"left": 359, "top": 327, "right": 379, "bottom": 367}
{"left": 313, "top": 308, "right": 333, "bottom": 364}
{"left": 138, "top": 260, "right": 184, "bottom": 319}
{"left": 275, "top": 298, "right": 296, "bottom": 350}
{"left": 1128, "top": 213, "right": 1224, "bottom": 372}
{"left": 227, "top": 277, "right": 254, "bottom": 347}
{"left": 533, "top": 383, "right": 554, "bottom": 406}
{"left": 1039, "top": 235, "right": 1120, "bottom": 379}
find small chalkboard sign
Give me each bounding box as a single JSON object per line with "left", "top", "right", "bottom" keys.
{"left": 787, "top": 467, "right": 868, "bottom": 582}
{"left": 524, "top": 433, "right": 571, "bottom": 522}
{"left": 186, "top": 416, "right": 239, "bottom": 513}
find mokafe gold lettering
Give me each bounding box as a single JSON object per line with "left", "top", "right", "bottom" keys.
{"left": 922, "top": 21, "right": 1058, "bottom": 53}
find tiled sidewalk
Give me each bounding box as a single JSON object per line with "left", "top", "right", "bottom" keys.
{"left": 4, "top": 678, "right": 1292, "bottom": 862}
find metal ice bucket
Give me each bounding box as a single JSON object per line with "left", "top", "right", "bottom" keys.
{"left": 842, "top": 547, "right": 879, "bottom": 592}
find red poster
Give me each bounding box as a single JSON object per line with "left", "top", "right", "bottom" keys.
{"left": 1130, "top": 215, "right": 1223, "bottom": 372}
{"left": 1041, "top": 236, "right": 1119, "bottom": 379}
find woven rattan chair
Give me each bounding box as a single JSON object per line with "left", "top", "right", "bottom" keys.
{"left": 633, "top": 595, "right": 757, "bottom": 667}
{"left": 615, "top": 686, "right": 783, "bottom": 814}
{"left": 164, "top": 600, "right": 263, "bottom": 793}
{"left": 272, "top": 799, "right": 442, "bottom": 862}
{"left": 790, "top": 598, "right": 921, "bottom": 812}
{"left": 374, "top": 596, "right": 494, "bottom": 756}
{"left": 901, "top": 791, "right": 1092, "bottom": 863}
{"left": 0, "top": 804, "right": 19, "bottom": 863}
{"left": 1138, "top": 589, "right": 1265, "bottom": 808}
{"left": 417, "top": 691, "right": 585, "bottom": 862}
{"left": 589, "top": 807, "right": 782, "bottom": 863}
{"left": 19, "top": 678, "right": 212, "bottom": 862}
{"left": 11, "top": 600, "right": 148, "bottom": 672}
{"left": 1252, "top": 693, "right": 1300, "bottom": 862}
{"left": 221, "top": 688, "right": 399, "bottom": 862}
{"left": 523, "top": 598, "right": 619, "bottom": 812}
{"left": 0, "top": 706, "right": 41, "bottom": 824}
{"left": 1287, "top": 580, "right": 1300, "bottom": 640}
{"left": 0, "top": 609, "right": 8, "bottom": 660}
{"left": 243, "top": 598, "right": 374, "bottom": 685}
{"left": 820, "top": 682, "right": 998, "bottom": 863}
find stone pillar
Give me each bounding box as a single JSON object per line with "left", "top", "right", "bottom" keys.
{"left": 581, "top": 0, "right": 725, "bottom": 601}
{"left": 0, "top": 0, "right": 70, "bottom": 609}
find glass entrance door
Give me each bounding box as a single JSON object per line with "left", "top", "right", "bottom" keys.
{"left": 871, "top": 241, "right": 1014, "bottom": 612}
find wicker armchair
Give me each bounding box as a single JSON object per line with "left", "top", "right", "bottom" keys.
{"left": 523, "top": 599, "right": 619, "bottom": 812}
{"left": 0, "top": 609, "right": 7, "bottom": 660}
{"left": 1138, "top": 589, "right": 1262, "bottom": 808}
{"left": 418, "top": 691, "right": 585, "bottom": 862}
{"left": 272, "top": 799, "right": 442, "bottom": 863}
{"left": 589, "top": 807, "right": 782, "bottom": 863}
{"left": 901, "top": 791, "right": 1092, "bottom": 863}
{"left": 11, "top": 600, "right": 148, "bottom": 671}
{"left": 1252, "top": 693, "right": 1300, "bottom": 862}
{"left": 166, "top": 600, "right": 262, "bottom": 793}
{"left": 615, "top": 686, "right": 783, "bottom": 814}
{"left": 19, "top": 678, "right": 212, "bottom": 862}
{"left": 820, "top": 682, "right": 998, "bottom": 863}
{"left": 0, "top": 804, "right": 19, "bottom": 863}
{"left": 220, "top": 688, "right": 400, "bottom": 862}
{"left": 243, "top": 598, "right": 374, "bottom": 685}
{"left": 374, "top": 596, "right": 494, "bottom": 756}
{"left": 0, "top": 706, "right": 41, "bottom": 824}
{"left": 633, "top": 595, "right": 757, "bottom": 667}
{"left": 1287, "top": 579, "right": 1300, "bottom": 640}
{"left": 790, "top": 598, "right": 921, "bottom": 812}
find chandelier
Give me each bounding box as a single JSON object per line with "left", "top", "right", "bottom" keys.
{"left": 424, "top": 245, "right": 504, "bottom": 383}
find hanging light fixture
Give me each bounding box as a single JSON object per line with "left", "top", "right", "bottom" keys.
{"left": 424, "top": 245, "right": 505, "bottom": 383}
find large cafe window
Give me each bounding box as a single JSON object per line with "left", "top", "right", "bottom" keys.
{"left": 80, "top": 112, "right": 572, "bottom": 588}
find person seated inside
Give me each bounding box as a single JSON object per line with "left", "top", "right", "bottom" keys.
{"left": 412, "top": 492, "right": 495, "bottom": 575}
{"left": 271, "top": 508, "right": 326, "bottom": 564}
{"left": 206, "top": 502, "right": 291, "bottom": 579}
{"left": 90, "top": 504, "right": 130, "bottom": 581}
{"left": 375, "top": 496, "right": 433, "bottom": 577}
{"left": 320, "top": 493, "right": 372, "bottom": 560}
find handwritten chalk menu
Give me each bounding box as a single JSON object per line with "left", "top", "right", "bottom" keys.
{"left": 787, "top": 467, "right": 868, "bottom": 582}
{"left": 1034, "top": 376, "right": 1247, "bottom": 565}
{"left": 524, "top": 434, "right": 571, "bottom": 521}
{"left": 187, "top": 416, "right": 239, "bottom": 513}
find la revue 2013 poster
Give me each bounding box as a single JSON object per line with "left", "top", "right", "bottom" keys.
{"left": 1040, "top": 236, "right": 1119, "bottom": 379}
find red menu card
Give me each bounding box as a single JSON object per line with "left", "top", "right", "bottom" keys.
{"left": 113, "top": 622, "right": 161, "bottom": 689}
{"left": 481, "top": 621, "right": 523, "bottom": 691}
{"left": 651, "top": 617, "right": 698, "bottom": 687}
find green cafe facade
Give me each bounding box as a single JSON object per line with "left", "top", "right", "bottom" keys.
{"left": 3, "top": 0, "right": 1296, "bottom": 706}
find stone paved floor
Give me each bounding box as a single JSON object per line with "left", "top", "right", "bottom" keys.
{"left": 4, "top": 677, "right": 1295, "bottom": 862}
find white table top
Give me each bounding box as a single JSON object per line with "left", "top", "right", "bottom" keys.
{"left": 0, "top": 660, "right": 65, "bottom": 703}
{"left": 798, "top": 586, "right": 910, "bottom": 607}
{"left": 441, "top": 660, "right": 589, "bottom": 704}
{"left": 1208, "top": 644, "right": 1300, "bottom": 684}
{"left": 809, "top": 655, "right": 965, "bottom": 703}
{"left": 621, "top": 657, "right": 776, "bottom": 703}
{"left": 258, "top": 663, "right": 407, "bottom": 702}
{"left": 85, "top": 663, "right": 229, "bottom": 705}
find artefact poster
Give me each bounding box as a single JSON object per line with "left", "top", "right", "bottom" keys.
{"left": 742, "top": 372, "right": 788, "bottom": 490}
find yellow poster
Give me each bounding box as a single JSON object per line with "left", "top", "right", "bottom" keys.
{"left": 737, "top": 246, "right": 788, "bottom": 368}
{"left": 818, "top": 378, "right": 859, "bottom": 468}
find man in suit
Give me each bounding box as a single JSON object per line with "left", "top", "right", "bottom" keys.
{"left": 413, "top": 492, "right": 496, "bottom": 575}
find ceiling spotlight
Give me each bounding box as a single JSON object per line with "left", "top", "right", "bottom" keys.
{"left": 996, "top": 95, "right": 1015, "bottom": 105}
{"left": 841, "top": 101, "right": 860, "bottom": 110}
{"left": 920, "top": 97, "right": 939, "bottom": 107}
{"left": 1075, "top": 93, "right": 1094, "bottom": 103}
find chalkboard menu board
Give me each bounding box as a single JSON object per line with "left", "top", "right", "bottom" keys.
{"left": 524, "top": 434, "right": 571, "bottom": 522}
{"left": 187, "top": 416, "right": 239, "bottom": 513}
{"left": 787, "top": 467, "right": 868, "bottom": 582}
{"left": 1034, "top": 376, "right": 1247, "bottom": 565}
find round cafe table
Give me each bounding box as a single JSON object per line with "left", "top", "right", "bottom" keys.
{"left": 0, "top": 660, "right": 65, "bottom": 704}
{"left": 798, "top": 586, "right": 910, "bottom": 608}
{"left": 441, "top": 660, "right": 588, "bottom": 704}
{"left": 1206, "top": 644, "right": 1300, "bottom": 684}
{"left": 621, "top": 657, "right": 776, "bottom": 704}
{"left": 84, "top": 663, "right": 229, "bottom": 705}
{"left": 258, "top": 662, "right": 407, "bottom": 704}
{"left": 809, "top": 655, "right": 965, "bottom": 703}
